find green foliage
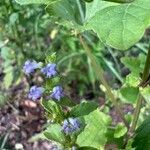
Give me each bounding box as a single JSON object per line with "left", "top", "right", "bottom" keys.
{"left": 140, "top": 86, "right": 150, "bottom": 105}
{"left": 0, "top": 0, "right": 56, "bottom": 101}
{"left": 105, "top": 128, "right": 125, "bottom": 149}
{"left": 114, "top": 123, "right": 127, "bottom": 138}
{"left": 77, "top": 109, "right": 111, "bottom": 149}
{"left": 119, "top": 86, "right": 139, "bottom": 104}
{"left": 132, "top": 117, "right": 150, "bottom": 150}
{"left": 41, "top": 96, "right": 111, "bottom": 149}
{"left": 103, "top": 0, "right": 134, "bottom": 3}
{"left": 70, "top": 101, "right": 98, "bottom": 117}
{"left": 15, "top": 0, "right": 49, "bottom": 4}
{"left": 44, "top": 124, "right": 66, "bottom": 144}
{"left": 15, "top": 0, "right": 150, "bottom": 50}
{"left": 121, "top": 56, "right": 142, "bottom": 75}
{"left": 41, "top": 99, "right": 64, "bottom": 122}
{"left": 0, "top": 92, "right": 6, "bottom": 106}
{"left": 77, "top": 147, "right": 97, "bottom": 150}
{"left": 83, "top": 0, "right": 94, "bottom": 2}
{"left": 119, "top": 53, "right": 150, "bottom": 107}
{"left": 4, "top": 0, "right": 150, "bottom": 149}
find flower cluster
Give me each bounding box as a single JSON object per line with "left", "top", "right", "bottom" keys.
{"left": 23, "top": 59, "right": 81, "bottom": 136}
{"left": 62, "top": 118, "right": 81, "bottom": 134}
{"left": 23, "top": 59, "right": 64, "bottom": 101}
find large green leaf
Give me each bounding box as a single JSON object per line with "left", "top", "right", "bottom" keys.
{"left": 132, "top": 117, "right": 150, "bottom": 150}
{"left": 77, "top": 109, "right": 111, "bottom": 149}
{"left": 46, "top": 0, "right": 85, "bottom": 26}
{"left": 85, "top": 0, "right": 118, "bottom": 21}
{"left": 86, "top": 0, "right": 150, "bottom": 50}
{"left": 15, "top": 0, "right": 150, "bottom": 50}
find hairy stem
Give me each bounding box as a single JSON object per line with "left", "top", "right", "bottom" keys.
{"left": 130, "top": 46, "right": 150, "bottom": 132}
{"left": 79, "top": 35, "right": 129, "bottom": 128}
{"left": 124, "top": 46, "right": 150, "bottom": 148}
{"left": 142, "top": 46, "right": 150, "bottom": 83}
{"left": 129, "top": 94, "right": 143, "bottom": 134}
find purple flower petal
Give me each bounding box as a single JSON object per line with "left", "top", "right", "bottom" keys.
{"left": 28, "top": 86, "right": 44, "bottom": 101}
{"left": 41, "top": 63, "right": 57, "bottom": 78}
{"left": 62, "top": 118, "right": 81, "bottom": 134}
{"left": 50, "top": 86, "right": 64, "bottom": 101}
{"left": 23, "top": 60, "right": 39, "bottom": 75}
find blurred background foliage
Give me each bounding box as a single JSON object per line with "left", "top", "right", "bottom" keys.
{"left": 0, "top": 0, "right": 149, "bottom": 105}
{"left": 1, "top": 0, "right": 150, "bottom": 149}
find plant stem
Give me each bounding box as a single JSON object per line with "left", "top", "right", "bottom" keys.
{"left": 129, "top": 46, "right": 150, "bottom": 133}
{"left": 123, "top": 46, "right": 150, "bottom": 149}
{"left": 79, "top": 35, "right": 129, "bottom": 128}
{"left": 129, "top": 94, "right": 143, "bottom": 134}
{"left": 142, "top": 46, "right": 150, "bottom": 83}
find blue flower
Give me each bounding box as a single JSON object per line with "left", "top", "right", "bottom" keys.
{"left": 23, "top": 60, "right": 39, "bottom": 75}
{"left": 41, "top": 63, "right": 57, "bottom": 78}
{"left": 28, "top": 86, "right": 44, "bottom": 101}
{"left": 50, "top": 86, "right": 64, "bottom": 101}
{"left": 62, "top": 118, "right": 81, "bottom": 134}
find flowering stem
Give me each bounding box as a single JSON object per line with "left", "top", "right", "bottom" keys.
{"left": 79, "top": 35, "right": 129, "bottom": 129}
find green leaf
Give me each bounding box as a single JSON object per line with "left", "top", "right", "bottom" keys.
{"left": 15, "top": 0, "right": 150, "bottom": 50}
{"left": 77, "top": 109, "right": 111, "bottom": 149}
{"left": 41, "top": 100, "right": 64, "bottom": 121}
{"left": 114, "top": 123, "right": 127, "bottom": 138}
{"left": 83, "top": 0, "right": 94, "bottom": 2}
{"left": 105, "top": 128, "right": 124, "bottom": 149}
{"left": 85, "top": 0, "right": 118, "bottom": 21}
{"left": 77, "top": 147, "right": 97, "bottom": 150}
{"left": 119, "top": 86, "right": 139, "bottom": 104}
{"left": 103, "top": 0, "right": 134, "bottom": 3}
{"left": 0, "top": 92, "right": 6, "bottom": 107}
{"left": 57, "top": 97, "right": 76, "bottom": 107}
{"left": 15, "top": 0, "right": 50, "bottom": 5}
{"left": 70, "top": 101, "right": 98, "bottom": 117}
{"left": 86, "top": 0, "right": 150, "bottom": 50}
{"left": 46, "top": 0, "right": 85, "bottom": 25}
{"left": 1, "top": 47, "right": 14, "bottom": 60}
{"left": 121, "top": 56, "right": 141, "bottom": 74}
{"left": 9, "top": 13, "right": 19, "bottom": 25}
{"left": 132, "top": 117, "right": 150, "bottom": 150}
{"left": 44, "top": 124, "right": 65, "bottom": 144}
{"left": 125, "top": 73, "right": 140, "bottom": 87}
{"left": 140, "top": 86, "right": 150, "bottom": 105}
{"left": 28, "top": 133, "right": 46, "bottom": 142}
{"left": 3, "top": 68, "right": 14, "bottom": 89}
